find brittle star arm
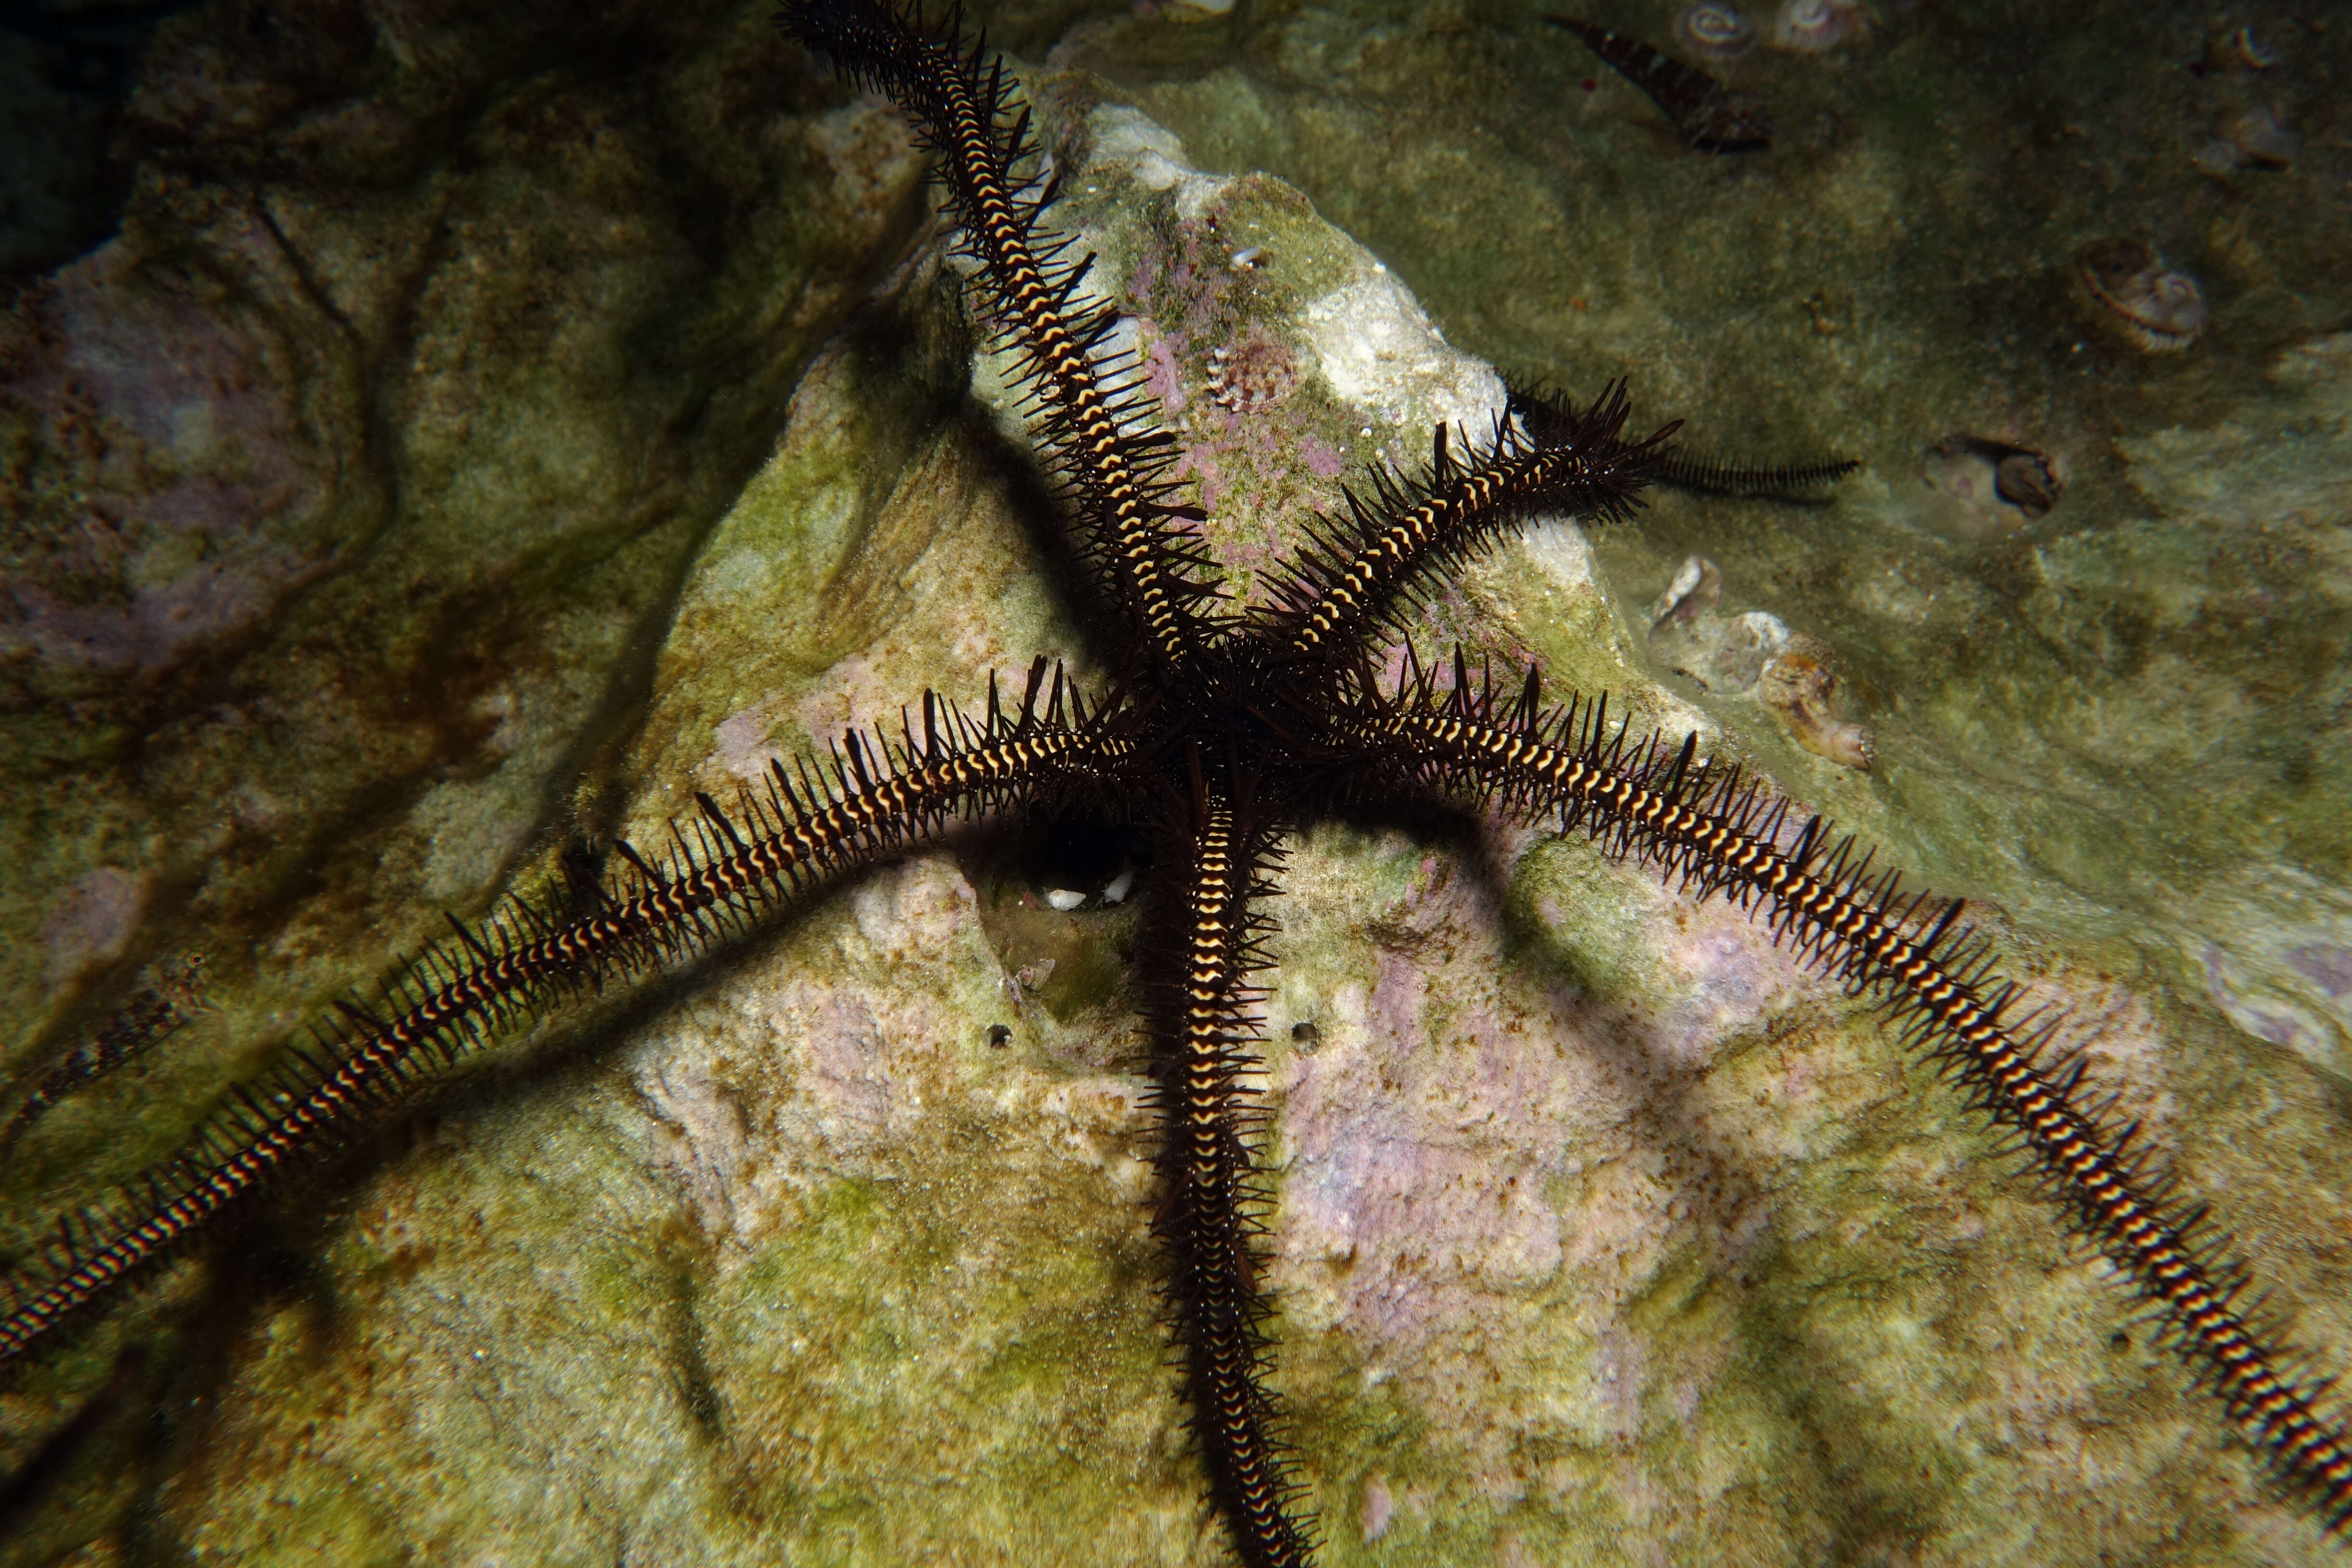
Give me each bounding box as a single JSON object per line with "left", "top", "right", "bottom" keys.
{"left": 782, "top": 0, "right": 1222, "bottom": 676}
{"left": 1332, "top": 656, "right": 2352, "bottom": 1526}
{"left": 0, "top": 661, "right": 1131, "bottom": 1366}
{"left": 1506, "top": 382, "right": 1860, "bottom": 500}
{"left": 1257, "top": 388, "right": 1670, "bottom": 682}
{"left": 1146, "top": 769, "right": 1316, "bottom": 1568}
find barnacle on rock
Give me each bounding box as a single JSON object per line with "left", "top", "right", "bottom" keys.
{"left": 1642, "top": 553, "right": 1789, "bottom": 693}
{"left": 2225, "top": 106, "right": 2298, "bottom": 169}
{"left": 1204, "top": 332, "right": 1300, "bottom": 414}
{"left": 1994, "top": 449, "right": 2061, "bottom": 517}
{"left": 2076, "top": 238, "right": 2207, "bottom": 353}
{"left": 2210, "top": 23, "right": 2278, "bottom": 72}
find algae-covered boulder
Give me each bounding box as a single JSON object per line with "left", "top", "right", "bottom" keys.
{"left": 2, "top": 2, "right": 2348, "bottom": 1566}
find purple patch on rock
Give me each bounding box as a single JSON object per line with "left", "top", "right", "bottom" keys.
{"left": 42, "top": 866, "right": 151, "bottom": 986}
{"left": 11, "top": 561, "right": 281, "bottom": 673}
{"left": 2285, "top": 943, "right": 2352, "bottom": 999}
{"left": 1298, "top": 435, "right": 1345, "bottom": 477}
{"left": 0, "top": 238, "right": 331, "bottom": 677}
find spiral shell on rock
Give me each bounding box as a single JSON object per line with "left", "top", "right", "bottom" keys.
{"left": 2077, "top": 239, "right": 2207, "bottom": 353}
{"left": 1994, "top": 450, "right": 2061, "bottom": 518}
{"left": 1770, "top": 0, "right": 1864, "bottom": 53}
{"left": 1674, "top": 2, "right": 1757, "bottom": 62}
{"left": 1759, "top": 651, "right": 1872, "bottom": 769}
{"left": 1648, "top": 554, "right": 1723, "bottom": 629}
{"left": 2224, "top": 106, "right": 2298, "bottom": 169}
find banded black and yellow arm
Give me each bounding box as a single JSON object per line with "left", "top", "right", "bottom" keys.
{"left": 0, "top": 661, "right": 1129, "bottom": 1366}
{"left": 1336, "top": 655, "right": 2352, "bottom": 1527}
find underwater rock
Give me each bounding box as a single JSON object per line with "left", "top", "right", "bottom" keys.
{"left": 0, "top": 0, "right": 923, "bottom": 1045}
{"left": 4, "top": 14, "right": 2351, "bottom": 1568}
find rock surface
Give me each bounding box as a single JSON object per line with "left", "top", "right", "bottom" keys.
{"left": 2, "top": 2, "right": 2349, "bottom": 1567}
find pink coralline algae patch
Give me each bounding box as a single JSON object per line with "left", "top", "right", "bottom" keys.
{"left": 1280, "top": 869, "right": 1588, "bottom": 1345}
{"left": 792, "top": 653, "right": 903, "bottom": 747}
{"left": 713, "top": 706, "right": 783, "bottom": 781}
{"left": 1142, "top": 332, "right": 1188, "bottom": 414}
{"left": 1, "top": 237, "right": 328, "bottom": 679}
{"left": 14, "top": 563, "right": 282, "bottom": 676}
{"left": 2200, "top": 941, "right": 2338, "bottom": 1070}
{"left": 1118, "top": 209, "right": 1346, "bottom": 571}
{"left": 1271, "top": 826, "right": 1815, "bottom": 1488}
{"left": 1173, "top": 441, "right": 1226, "bottom": 512}
{"left": 1298, "top": 435, "right": 1345, "bottom": 477}
{"left": 2287, "top": 943, "right": 2352, "bottom": 999}
{"left": 1653, "top": 916, "right": 1809, "bottom": 1059}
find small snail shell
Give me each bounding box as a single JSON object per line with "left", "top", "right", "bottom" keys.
{"left": 1759, "top": 652, "right": 1873, "bottom": 770}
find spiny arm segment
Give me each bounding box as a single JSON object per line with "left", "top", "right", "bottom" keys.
{"left": 1341, "top": 655, "right": 2352, "bottom": 1529}
{"left": 781, "top": 0, "right": 1220, "bottom": 675}
{"left": 1653, "top": 449, "right": 1861, "bottom": 499}
{"left": 1261, "top": 384, "right": 1670, "bottom": 673}
{"left": 1507, "top": 382, "right": 1857, "bottom": 499}
{"left": 3, "top": 954, "right": 209, "bottom": 1158}
{"left": 1144, "top": 769, "right": 1315, "bottom": 1568}
{"left": 0, "top": 663, "right": 1128, "bottom": 1366}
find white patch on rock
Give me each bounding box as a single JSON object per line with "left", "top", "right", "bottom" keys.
{"left": 1083, "top": 105, "right": 1228, "bottom": 215}
{"left": 1300, "top": 265, "right": 1506, "bottom": 441}
{"left": 635, "top": 1056, "right": 751, "bottom": 1238}
{"left": 792, "top": 652, "right": 900, "bottom": 752}
{"left": 1359, "top": 1474, "right": 1393, "bottom": 1541}
{"left": 410, "top": 776, "right": 536, "bottom": 905}
{"left": 807, "top": 98, "right": 924, "bottom": 213}
{"left": 1522, "top": 517, "right": 1597, "bottom": 590}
